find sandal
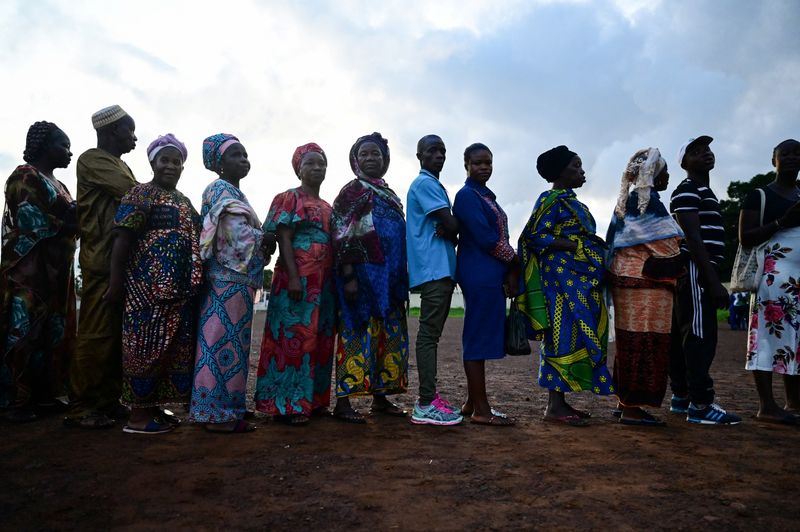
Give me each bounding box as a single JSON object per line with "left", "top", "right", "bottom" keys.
{"left": 158, "top": 408, "right": 182, "bottom": 426}
{"left": 461, "top": 405, "right": 508, "bottom": 418}
{"left": 471, "top": 414, "right": 515, "bottom": 426}
{"left": 542, "top": 414, "right": 590, "bottom": 427}
{"left": 370, "top": 401, "right": 408, "bottom": 417}
{"left": 6, "top": 408, "right": 37, "bottom": 423}
{"left": 204, "top": 420, "right": 256, "bottom": 433}
{"left": 333, "top": 408, "right": 367, "bottom": 424}
{"left": 122, "top": 419, "right": 174, "bottom": 434}
{"left": 619, "top": 410, "right": 667, "bottom": 427}
{"left": 63, "top": 413, "right": 115, "bottom": 429}
{"left": 273, "top": 414, "right": 310, "bottom": 426}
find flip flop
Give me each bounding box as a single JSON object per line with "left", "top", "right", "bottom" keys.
{"left": 273, "top": 414, "right": 310, "bottom": 426}
{"left": 158, "top": 409, "right": 182, "bottom": 426}
{"left": 370, "top": 402, "right": 408, "bottom": 417}
{"left": 542, "top": 414, "right": 590, "bottom": 427}
{"left": 333, "top": 409, "right": 368, "bottom": 424}
{"left": 63, "top": 414, "right": 115, "bottom": 429}
{"left": 122, "top": 419, "right": 175, "bottom": 434}
{"left": 204, "top": 420, "right": 256, "bottom": 433}
{"left": 461, "top": 406, "right": 508, "bottom": 418}
{"left": 755, "top": 413, "right": 800, "bottom": 426}
{"left": 471, "top": 414, "right": 515, "bottom": 426}
{"left": 619, "top": 411, "right": 667, "bottom": 427}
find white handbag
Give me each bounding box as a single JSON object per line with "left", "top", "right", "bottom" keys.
{"left": 730, "top": 189, "right": 766, "bottom": 293}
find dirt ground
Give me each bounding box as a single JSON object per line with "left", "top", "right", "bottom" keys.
{"left": 2, "top": 313, "right": 799, "bottom": 531}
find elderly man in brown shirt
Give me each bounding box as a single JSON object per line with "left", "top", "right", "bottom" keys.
{"left": 65, "top": 105, "right": 137, "bottom": 428}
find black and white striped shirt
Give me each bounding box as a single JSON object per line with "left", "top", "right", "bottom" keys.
{"left": 670, "top": 177, "right": 725, "bottom": 265}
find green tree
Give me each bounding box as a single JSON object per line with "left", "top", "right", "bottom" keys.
{"left": 263, "top": 268, "right": 273, "bottom": 289}
{"left": 718, "top": 171, "right": 774, "bottom": 280}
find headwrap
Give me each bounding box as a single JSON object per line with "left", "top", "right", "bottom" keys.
{"left": 349, "top": 132, "right": 390, "bottom": 178}
{"left": 202, "top": 133, "right": 239, "bottom": 172}
{"left": 332, "top": 133, "right": 403, "bottom": 265}
{"left": 614, "top": 148, "right": 666, "bottom": 217}
{"left": 91, "top": 105, "right": 128, "bottom": 129}
{"left": 147, "top": 133, "right": 187, "bottom": 162}
{"left": 536, "top": 145, "right": 577, "bottom": 182}
{"left": 606, "top": 147, "right": 683, "bottom": 259}
{"left": 291, "top": 143, "right": 326, "bottom": 176}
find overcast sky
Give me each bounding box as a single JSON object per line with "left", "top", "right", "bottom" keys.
{"left": 1, "top": 0, "right": 798, "bottom": 241}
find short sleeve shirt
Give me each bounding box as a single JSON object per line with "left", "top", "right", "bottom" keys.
{"left": 669, "top": 177, "right": 725, "bottom": 265}
{"left": 405, "top": 170, "right": 456, "bottom": 288}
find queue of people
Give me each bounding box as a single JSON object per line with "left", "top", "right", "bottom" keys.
{"left": 1, "top": 104, "right": 799, "bottom": 433}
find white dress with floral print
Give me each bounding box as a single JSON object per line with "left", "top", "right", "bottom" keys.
{"left": 746, "top": 226, "right": 800, "bottom": 374}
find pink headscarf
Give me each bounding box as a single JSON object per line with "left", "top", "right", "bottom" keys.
{"left": 291, "top": 143, "right": 326, "bottom": 176}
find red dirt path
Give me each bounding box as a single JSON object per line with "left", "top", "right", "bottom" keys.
{"left": 2, "top": 315, "right": 799, "bottom": 530}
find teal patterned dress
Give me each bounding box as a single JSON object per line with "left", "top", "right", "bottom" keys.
{"left": 254, "top": 188, "right": 336, "bottom": 416}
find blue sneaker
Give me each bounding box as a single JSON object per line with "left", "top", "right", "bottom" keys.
{"left": 411, "top": 395, "right": 463, "bottom": 426}
{"left": 670, "top": 395, "right": 690, "bottom": 414}
{"left": 686, "top": 403, "right": 742, "bottom": 425}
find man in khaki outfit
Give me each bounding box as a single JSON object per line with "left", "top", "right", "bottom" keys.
{"left": 64, "top": 105, "right": 137, "bottom": 428}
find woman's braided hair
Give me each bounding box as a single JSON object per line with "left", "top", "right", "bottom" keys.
{"left": 23, "top": 121, "right": 59, "bottom": 163}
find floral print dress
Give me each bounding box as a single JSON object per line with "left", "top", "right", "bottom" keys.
{"left": 254, "top": 188, "right": 336, "bottom": 416}
{"left": 746, "top": 226, "right": 800, "bottom": 374}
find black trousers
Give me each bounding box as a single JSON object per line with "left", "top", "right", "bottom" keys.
{"left": 669, "top": 260, "right": 717, "bottom": 405}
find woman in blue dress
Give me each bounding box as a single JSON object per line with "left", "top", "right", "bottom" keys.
{"left": 452, "top": 143, "right": 518, "bottom": 426}
{"left": 331, "top": 132, "right": 409, "bottom": 423}
{"left": 518, "top": 145, "right": 614, "bottom": 427}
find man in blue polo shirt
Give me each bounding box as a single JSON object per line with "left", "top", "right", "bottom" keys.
{"left": 406, "top": 134, "right": 462, "bottom": 425}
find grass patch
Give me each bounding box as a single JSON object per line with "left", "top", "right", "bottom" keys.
{"left": 717, "top": 309, "right": 729, "bottom": 323}
{"left": 409, "top": 307, "right": 464, "bottom": 318}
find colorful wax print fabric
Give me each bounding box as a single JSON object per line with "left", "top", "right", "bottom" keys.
{"left": 114, "top": 182, "right": 202, "bottom": 407}
{"left": 190, "top": 179, "right": 264, "bottom": 423}
{"left": 333, "top": 187, "right": 409, "bottom": 396}
{"left": 255, "top": 188, "right": 336, "bottom": 416}
{"left": 519, "top": 189, "right": 614, "bottom": 395}
{"left": 1, "top": 165, "right": 77, "bottom": 408}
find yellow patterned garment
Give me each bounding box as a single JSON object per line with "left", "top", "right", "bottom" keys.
{"left": 519, "top": 189, "right": 614, "bottom": 394}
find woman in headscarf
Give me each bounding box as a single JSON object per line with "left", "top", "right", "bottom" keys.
{"left": 740, "top": 139, "right": 800, "bottom": 425}
{"left": 1, "top": 121, "right": 77, "bottom": 422}
{"left": 331, "top": 132, "right": 409, "bottom": 423}
{"left": 453, "top": 143, "right": 517, "bottom": 426}
{"left": 188, "top": 134, "right": 276, "bottom": 433}
{"left": 254, "top": 143, "right": 336, "bottom": 426}
{"left": 518, "top": 145, "right": 614, "bottom": 426}
{"left": 106, "top": 133, "right": 202, "bottom": 434}
{"left": 606, "top": 148, "right": 684, "bottom": 426}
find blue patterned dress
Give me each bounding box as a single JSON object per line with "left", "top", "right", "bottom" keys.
{"left": 189, "top": 180, "right": 264, "bottom": 423}
{"left": 333, "top": 193, "right": 409, "bottom": 397}
{"left": 114, "top": 182, "right": 203, "bottom": 408}
{"left": 519, "top": 189, "right": 614, "bottom": 395}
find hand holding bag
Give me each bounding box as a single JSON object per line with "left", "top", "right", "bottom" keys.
{"left": 730, "top": 189, "right": 766, "bottom": 293}
{"left": 505, "top": 301, "right": 532, "bottom": 356}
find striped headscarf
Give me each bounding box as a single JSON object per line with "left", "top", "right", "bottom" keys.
{"left": 203, "top": 133, "right": 239, "bottom": 172}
